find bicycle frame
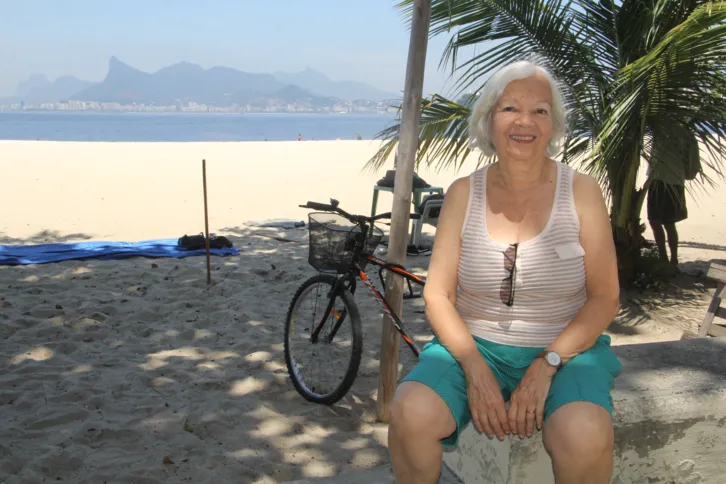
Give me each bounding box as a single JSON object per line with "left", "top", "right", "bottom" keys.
{"left": 311, "top": 253, "right": 424, "bottom": 358}
{"left": 300, "top": 198, "right": 427, "bottom": 358}
{"left": 358, "top": 254, "right": 425, "bottom": 357}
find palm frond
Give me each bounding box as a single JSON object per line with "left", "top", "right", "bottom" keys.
{"left": 571, "top": 0, "right": 621, "bottom": 72}
{"left": 382, "top": 0, "right": 726, "bottom": 240}
{"left": 599, "top": 3, "right": 726, "bottom": 180}
{"left": 365, "top": 94, "right": 490, "bottom": 172}
{"left": 443, "top": 1, "right": 587, "bottom": 92}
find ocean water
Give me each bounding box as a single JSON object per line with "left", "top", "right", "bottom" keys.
{"left": 0, "top": 111, "right": 398, "bottom": 142}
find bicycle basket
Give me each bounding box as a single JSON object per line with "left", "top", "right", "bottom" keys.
{"left": 307, "top": 213, "right": 384, "bottom": 273}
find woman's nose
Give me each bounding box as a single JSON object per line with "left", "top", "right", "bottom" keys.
{"left": 515, "top": 112, "right": 535, "bottom": 126}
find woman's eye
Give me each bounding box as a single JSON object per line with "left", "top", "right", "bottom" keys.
{"left": 502, "top": 106, "right": 515, "bottom": 112}
{"left": 536, "top": 108, "right": 549, "bottom": 115}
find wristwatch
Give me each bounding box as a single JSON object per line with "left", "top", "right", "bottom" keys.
{"left": 538, "top": 350, "right": 563, "bottom": 370}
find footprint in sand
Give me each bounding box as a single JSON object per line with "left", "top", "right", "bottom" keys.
{"left": 24, "top": 407, "right": 92, "bottom": 431}
{"left": 167, "top": 300, "right": 193, "bottom": 312}
{"left": 72, "top": 421, "right": 139, "bottom": 445}
{"left": 0, "top": 451, "right": 27, "bottom": 477}
{"left": 133, "top": 322, "right": 153, "bottom": 338}
{"left": 98, "top": 304, "right": 119, "bottom": 316}
{"left": 177, "top": 266, "right": 205, "bottom": 281}
{"left": 52, "top": 341, "right": 79, "bottom": 356}
{"left": 31, "top": 321, "right": 71, "bottom": 340}
{"left": 136, "top": 309, "right": 161, "bottom": 324}
{"left": 33, "top": 449, "right": 83, "bottom": 478}
{"left": 28, "top": 304, "right": 64, "bottom": 319}
{"left": 71, "top": 317, "right": 105, "bottom": 332}
{"left": 180, "top": 295, "right": 205, "bottom": 308}
{"left": 46, "top": 387, "right": 101, "bottom": 405}
{"left": 177, "top": 328, "right": 196, "bottom": 341}
{"left": 0, "top": 390, "right": 21, "bottom": 405}
{"left": 223, "top": 270, "right": 256, "bottom": 282}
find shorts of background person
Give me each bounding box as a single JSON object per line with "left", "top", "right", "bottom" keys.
{"left": 647, "top": 179, "right": 688, "bottom": 224}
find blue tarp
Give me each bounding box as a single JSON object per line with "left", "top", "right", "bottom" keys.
{"left": 0, "top": 238, "right": 240, "bottom": 266}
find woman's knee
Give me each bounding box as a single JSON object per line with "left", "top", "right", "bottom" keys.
{"left": 543, "top": 402, "right": 614, "bottom": 465}
{"left": 389, "top": 381, "right": 456, "bottom": 441}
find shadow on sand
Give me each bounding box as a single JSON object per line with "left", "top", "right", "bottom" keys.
{"left": 0, "top": 230, "right": 94, "bottom": 245}
{"left": 1, "top": 227, "right": 723, "bottom": 482}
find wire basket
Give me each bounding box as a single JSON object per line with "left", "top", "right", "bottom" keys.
{"left": 307, "top": 213, "right": 383, "bottom": 273}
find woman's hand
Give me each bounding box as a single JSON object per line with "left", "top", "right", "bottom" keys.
{"left": 508, "top": 358, "right": 556, "bottom": 438}
{"left": 462, "top": 356, "right": 511, "bottom": 441}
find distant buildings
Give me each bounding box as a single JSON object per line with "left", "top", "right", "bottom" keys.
{"left": 0, "top": 99, "right": 400, "bottom": 115}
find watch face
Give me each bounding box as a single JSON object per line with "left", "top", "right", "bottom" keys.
{"left": 546, "top": 351, "right": 561, "bottom": 367}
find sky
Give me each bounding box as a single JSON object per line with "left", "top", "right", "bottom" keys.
{"left": 0, "top": 0, "right": 473, "bottom": 98}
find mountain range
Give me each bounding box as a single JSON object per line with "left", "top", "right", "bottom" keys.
{"left": 6, "top": 57, "right": 398, "bottom": 106}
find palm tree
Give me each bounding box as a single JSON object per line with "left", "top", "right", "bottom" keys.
{"left": 369, "top": 0, "right": 726, "bottom": 282}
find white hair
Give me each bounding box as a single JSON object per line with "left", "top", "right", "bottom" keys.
{"left": 469, "top": 60, "right": 568, "bottom": 157}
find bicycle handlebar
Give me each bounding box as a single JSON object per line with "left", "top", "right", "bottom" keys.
{"left": 299, "top": 200, "right": 417, "bottom": 224}
{"left": 299, "top": 199, "right": 354, "bottom": 220}
{"left": 302, "top": 201, "right": 337, "bottom": 212}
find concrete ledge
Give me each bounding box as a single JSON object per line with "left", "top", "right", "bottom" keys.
{"left": 443, "top": 337, "right": 726, "bottom": 484}
{"left": 282, "top": 465, "right": 397, "bottom": 484}
{"left": 283, "top": 462, "right": 462, "bottom": 483}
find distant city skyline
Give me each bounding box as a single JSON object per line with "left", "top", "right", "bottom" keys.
{"left": 0, "top": 0, "right": 476, "bottom": 98}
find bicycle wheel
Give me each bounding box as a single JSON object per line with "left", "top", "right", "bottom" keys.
{"left": 284, "top": 274, "right": 362, "bottom": 405}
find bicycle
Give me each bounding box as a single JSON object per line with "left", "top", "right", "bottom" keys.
{"left": 284, "top": 198, "right": 425, "bottom": 405}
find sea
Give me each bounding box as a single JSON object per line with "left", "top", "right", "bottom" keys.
{"left": 0, "top": 111, "right": 398, "bottom": 142}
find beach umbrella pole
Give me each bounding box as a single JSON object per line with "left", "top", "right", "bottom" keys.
{"left": 202, "top": 159, "right": 212, "bottom": 285}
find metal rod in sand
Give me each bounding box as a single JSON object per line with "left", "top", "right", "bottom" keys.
{"left": 202, "top": 159, "right": 212, "bottom": 285}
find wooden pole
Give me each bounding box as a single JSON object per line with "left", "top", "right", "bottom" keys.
{"left": 376, "top": 0, "right": 431, "bottom": 423}
{"left": 202, "top": 159, "right": 212, "bottom": 285}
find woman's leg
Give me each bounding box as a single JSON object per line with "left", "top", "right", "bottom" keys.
{"left": 541, "top": 336, "right": 621, "bottom": 484}
{"left": 388, "top": 381, "right": 457, "bottom": 484}
{"left": 543, "top": 401, "right": 614, "bottom": 484}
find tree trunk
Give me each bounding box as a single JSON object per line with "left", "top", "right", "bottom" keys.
{"left": 613, "top": 186, "right": 648, "bottom": 286}
{"left": 376, "top": 0, "right": 431, "bottom": 423}
{"left": 612, "top": 139, "right": 650, "bottom": 286}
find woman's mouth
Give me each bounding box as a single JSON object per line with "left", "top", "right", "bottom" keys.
{"left": 510, "top": 135, "right": 536, "bottom": 144}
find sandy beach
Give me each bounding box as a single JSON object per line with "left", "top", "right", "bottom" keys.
{"left": 1, "top": 140, "right": 725, "bottom": 483}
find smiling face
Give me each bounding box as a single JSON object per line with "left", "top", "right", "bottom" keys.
{"left": 490, "top": 74, "right": 554, "bottom": 162}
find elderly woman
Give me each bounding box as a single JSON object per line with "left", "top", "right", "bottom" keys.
{"left": 388, "top": 60, "right": 622, "bottom": 484}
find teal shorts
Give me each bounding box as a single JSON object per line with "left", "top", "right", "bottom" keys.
{"left": 401, "top": 334, "right": 622, "bottom": 447}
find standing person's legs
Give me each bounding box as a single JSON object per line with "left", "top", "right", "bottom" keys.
{"left": 664, "top": 223, "right": 679, "bottom": 265}
{"left": 664, "top": 183, "right": 687, "bottom": 266}
{"left": 647, "top": 180, "right": 670, "bottom": 262}
{"left": 647, "top": 179, "right": 688, "bottom": 263}
{"left": 649, "top": 219, "right": 669, "bottom": 262}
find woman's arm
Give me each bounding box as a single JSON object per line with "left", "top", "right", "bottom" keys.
{"left": 424, "top": 175, "right": 512, "bottom": 440}
{"left": 546, "top": 173, "right": 620, "bottom": 364}
{"left": 422, "top": 176, "right": 482, "bottom": 370}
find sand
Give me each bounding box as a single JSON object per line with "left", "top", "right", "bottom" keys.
{"left": 0, "top": 140, "right": 724, "bottom": 483}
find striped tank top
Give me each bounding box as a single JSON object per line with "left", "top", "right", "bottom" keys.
{"left": 456, "top": 162, "right": 587, "bottom": 347}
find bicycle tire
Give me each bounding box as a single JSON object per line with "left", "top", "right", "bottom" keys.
{"left": 284, "top": 274, "right": 363, "bottom": 405}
